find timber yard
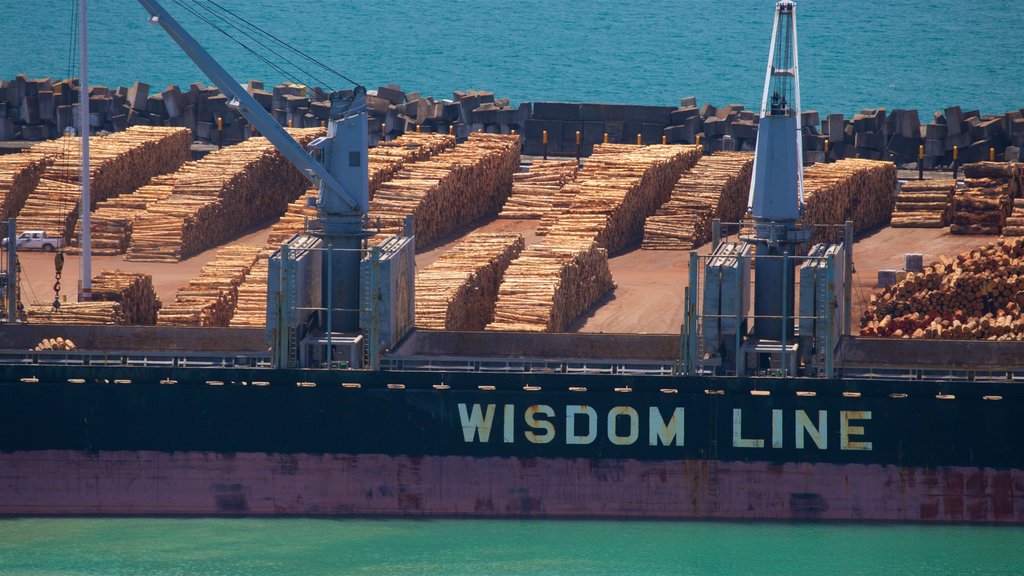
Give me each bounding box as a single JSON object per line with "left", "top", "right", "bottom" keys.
{"left": 0, "top": 0, "right": 1022, "bottom": 524}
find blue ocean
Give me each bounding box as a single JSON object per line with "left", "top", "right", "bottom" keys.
{"left": 1, "top": 0, "right": 1022, "bottom": 118}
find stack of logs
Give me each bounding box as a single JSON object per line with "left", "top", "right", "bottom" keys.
{"left": 26, "top": 301, "right": 126, "bottom": 325}
{"left": 949, "top": 162, "right": 1022, "bottom": 235}
{"left": 487, "top": 239, "right": 615, "bottom": 332}
{"left": 369, "top": 132, "right": 456, "bottom": 192}
{"left": 544, "top": 144, "right": 702, "bottom": 254}
{"left": 641, "top": 152, "right": 752, "bottom": 250}
{"left": 488, "top": 144, "right": 699, "bottom": 332}
{"left": 17, "top": 127, "right": 191, "bottom": 243}
{"left": 89, "top": 269, "right": 161, "bottom": 325}
{"left": 860, "top": 238, "right": 1024, "bottom": 340}
{"left": 802, "top": 159, "right": 898, "bottom": 241}
{"left": 368, "top": 133, "right": 520, "bottom": 247}
{"left": 34, "top": 337, "right": 76, "bottom": 351}
{"left": 229, "top": 252, "right": 272, "bottom": 327}
{"left": 415, "top": 232, "right": 525, "bottom": 330}
{"left": 126, "top": 129, "right": 321, "bottom": 262}
{"left": 498, "top": 159, "right": 580, "bottom": 219}
{"left": 890, "top": 180, "right": 956, "bottom": 228}
{"left": 1004, "top": 199, "right": 1024, "bottom": 236}
{"left": 72, "top": 169, "right": 187, "bottom": 255}
{"left": 0, "top": 151, "right": 51, "bottom": 220}
{"left": 157, "top": 244, "right": 262, "bottom": 326}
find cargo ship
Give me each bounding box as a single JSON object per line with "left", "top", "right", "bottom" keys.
{"left": 0, "top": 0, "right": 1021, "bottom": 524}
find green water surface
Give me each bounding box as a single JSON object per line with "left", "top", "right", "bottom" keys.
{"left": 0, "top": 518, "right": 1021, "bottom": 575}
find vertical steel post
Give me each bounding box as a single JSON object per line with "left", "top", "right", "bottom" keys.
{"left": 274, "top": 244, "right": 290, "bottom": 369}
{"left": 326, "top": 240, "right": 332, "bottom": 369}
{"left": 781, "top": 252, "right": 789, "bottom": 376}
{"left": 6, "top": 219, "right": 16, "bottom": 323}
{"left": 688, "top": 250, "right": 700, "bottom": 373}
{"left": 368, "top": 246, "right": 382, "bottom": 370}
{"left": 844, "top": 220, "right": 853, "bottom": 337}
{"left": 735, "top": 251, "right": 744, "bottom": 376}
{"left": 79, "top": 0, "right": 91, "bottom": 301}
{"left": 679, "top": 285, "right": 689, "bottom": 374}
{"left": 825, "top": 254, "right": 835, "bottom": 377}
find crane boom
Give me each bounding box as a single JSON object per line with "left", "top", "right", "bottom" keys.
{"left": 136, "top": 0, "right": 364, "bottom": 214}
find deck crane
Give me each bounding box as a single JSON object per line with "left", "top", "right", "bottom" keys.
{"left": 137, "top": 0, "right": 414, "bottom": 368}
{"left": 682, "top": 0, "right": 851, "bottom": 377}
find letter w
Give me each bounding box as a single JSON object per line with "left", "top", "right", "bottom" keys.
{"left": 458, "top": 403, "right": 496, "bottom": 442}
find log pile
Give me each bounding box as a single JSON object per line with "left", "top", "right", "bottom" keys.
{"left": 0, "top": 151, "right": 51, "bottom": 220}
{"left": 1003, "top": 199, "right": 1024, "bottom": 236}
{"left": 802, "top": 159, "right": 898, "bottom": 240}
{"left": 487, "top": 238, "right": 615, "bottom": 332}
{"left": 860, "top": 238, "right": 1024, "bottom": 340}
{"left": 157, "top": 244, "right": 262, "bottom": 326}
{"left": 26, "top": 301, "right": 126, "bottom": 325}
{"left": 890, "top": 180, "right": 956, "bottom": 228}
{"left": 229, "top": 252, "right": 272, "bottom": 328}
{"left": 89, "top": 269, "right": 161, "bottom": 325}
{"left": 498, "top": 159, "right": 580, "bottom": 219}
{"left": 263, "top": 133, "right": 457, "bottom": 249}
{"left": 949, "top": 185, "right": 1009, "bottom": 235}
{"left": 949, "top": 162, "right": 1022, "bottom": 235}
{"left": 543, "top": 144, "right": 702, "bottom": 255}
{"left": 415, "top": 232, "right": 525, "bottom": 330}
{"left": 641, "top": 152, "right": 753, "bottom": 250}
{"left": 17, "top": 127, "right": 191, "bottom": 242}
{"left": 370, "top": 132, "right": 456, "bottom": 193}
{"left": 368, "top": 133, "right": 520, "bottom": 248}
{"left": 70, "top": 169, "right": 186, "bottom": 255}
{"left": 126, "top": 129, "right": 322, "bottom": 262}
{"left": 34, "top": 337, "right": 76, "bottom": 351}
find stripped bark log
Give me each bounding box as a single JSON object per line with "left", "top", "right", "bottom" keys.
{"left": 415, "top": 231, "right": 524, "bottom": 330}
{"left": 642, "top": 152, "right": 752, "bottom": 250}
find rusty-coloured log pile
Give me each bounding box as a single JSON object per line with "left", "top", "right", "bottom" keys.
{"left": 642, "top": 152, "right": 753, "bottom": 250}
{"left": 498, "top": 159, "right": 580, "bottom": 220}
{"left": 368, "top": 133, "right": 520, "bottom": 248}
{"left": 889, "top": 180, "right": 956, "bottom": 228}
{"left": 26, "top": 301, "right": 127, "bottom": 325}
{"left": 802, "top": 159, "right": 898, "bottom": 241}
{"left": 860, "top": 238, "right": 1024, "bottom": 340}
{"left": 125, "top": 129, "right": 322, "bottom": 262}
{"left": 89, "top": 269, "right": 161, "bottom": 325}
{"left": 0, "top": 151, "right": 51, "bottom": 221}
{"left": 949, "top": 162, "right": 1022, "bottom": 236}
{"left": 17, "top": 127, "right": 191, "bottom": 243}
{"left": 488, "top": 145, "right": 699, "bottom": 332}
{"left": 157, "top": 244, "right": 263, "bottom": 327}
{"left": 542, "top": 144, "right": 702, "bottom": 255}
{"left": 415, "top": 232, "right": 525, "bottom": 330}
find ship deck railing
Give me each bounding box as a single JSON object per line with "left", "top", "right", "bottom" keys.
{"left": 0, "top": 349, "right": 273, "bottom": 369}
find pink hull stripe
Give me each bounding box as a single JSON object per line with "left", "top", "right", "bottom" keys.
{"left": 1, "top": 451, "right": 1022, "bottom": 522}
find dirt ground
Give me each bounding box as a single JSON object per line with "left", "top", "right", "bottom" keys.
{"left": 16, "top": 226, "right": 273, "bottom": 306}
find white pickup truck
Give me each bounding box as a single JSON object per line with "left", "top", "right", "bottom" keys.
{"left": 2, "top": 231, "right": 64, "bottom": 252}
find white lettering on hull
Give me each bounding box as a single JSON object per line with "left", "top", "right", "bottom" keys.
{"left": 455, "top": 404, "right": 870, "bottom": 451}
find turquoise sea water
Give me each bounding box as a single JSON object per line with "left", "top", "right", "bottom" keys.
{"left": 1, "top": 0, "right": 1022, "bottom": 117}
{"left": 1, "top": 518, "right": 1023, "bottom": 575}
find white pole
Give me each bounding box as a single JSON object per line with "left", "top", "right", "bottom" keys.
{"left": 79, "top": 0, "right": 91, "bottom": 301}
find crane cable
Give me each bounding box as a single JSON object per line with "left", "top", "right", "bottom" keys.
{"left": 170, "top": 0, "right": 332, "bottom": 99}
{"left": 188, "top": 0, "right": 336, "bottom": 96}
{"left": 53, "top": 0, "right": 81, "bottom": 309}
{"left": 202, "top": 0, "right": 360, "bottom": 88}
